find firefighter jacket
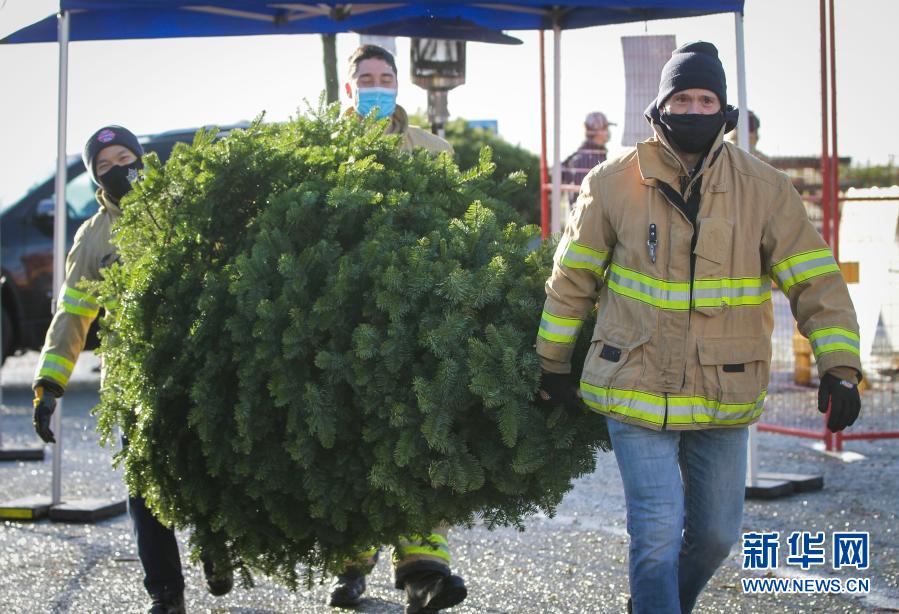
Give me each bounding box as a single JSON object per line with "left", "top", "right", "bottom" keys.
{"left": 343, "top": 104, "right": 454, "bottom": 156}
{"left": 33, "top": 191, "right": 120, "bottom": 393}
{"left": 536, "top": 124, "right": 862, "bottom": 431}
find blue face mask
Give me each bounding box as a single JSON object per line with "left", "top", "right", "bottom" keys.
{"left": 356, "top": 87, "right": 397, "bottom": 119}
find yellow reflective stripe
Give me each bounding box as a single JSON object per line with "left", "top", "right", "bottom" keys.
{"left": 808, "top": 326, "right": 860, "bottom": 359}
{"left": 399, "top": 533, "right": 449, "bottom": 547}
{"left": 396, "top": 533, "right": 451, "bottom": 563}
{"left": 580, "top": 382, "right": 667, "bottom": 425}
{"left": 356, "top": 547, "right": 379, "bottom": 558}
{"left": 43, "top": 353, "right": 74, "bottom": 371}
{"left": 607, "top": 264, "right": 691, "bottom": 310}
{"left": 581, "top": 382, "right": 767, "bottom": 426}
{"left": 59, "top": 284, "right": 100, "bottom": 317}
{"left": 64, "top": 285, "right": 98, "bottom": 306}
{"left": 538, "top": 311, "right": 583, "bottom": 345}
{"left": 398, "top": 547, "right": 451, "bottom": 562}
{"left": 607, "top": 264, "right": 770, "bottom": 310}
{"left": 561, "top": 242, "right": 610, "bottom": 276}
{"left": 60, "top": 303, "right": 98, "bottom": 317}
{"left": 692, "top": 276, "right": 772, "bottom": 307}
{"left": 771, "top": 248, "right": 839, "bottom": 293}
{"left": 37, "top": 353, "right": 74, "bottom": 387}
{"left": 38, "top": 368, "right": 68, "bottom": 386}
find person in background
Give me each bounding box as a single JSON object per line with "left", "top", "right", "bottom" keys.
{"left": 561, "top": 111, "right": 616, "bottom": 189}
{"left": 725, "top": 109, "right": 768, "bottom": 161}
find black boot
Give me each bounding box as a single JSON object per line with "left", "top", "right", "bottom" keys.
{"left": 146, "top": 590, "right": 185, "bottom": 614}
{"left": 201, "top": 553, "right": 234, "bottom": 597}
{"left": 328, "top": 567, "right": 367, "bottom": 608}
{"left": 403, "top": 571, "right": 467, "bottom": 613}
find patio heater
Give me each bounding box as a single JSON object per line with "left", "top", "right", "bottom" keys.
{"left": 410, "top": 38, "right": 465, "bottom": 137}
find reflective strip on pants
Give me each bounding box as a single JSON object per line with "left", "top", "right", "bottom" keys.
{"left": 394, "top": 532, "right": 451, "bottom": 565}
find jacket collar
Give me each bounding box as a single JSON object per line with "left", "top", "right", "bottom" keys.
{"left": 342, "top": 103, "right": 409, "bottom": 136}
{"left": 636, "top": 120, "right": 729, "bottom": 194}
{"left": 96, "top": 189, "right": 123, "bottom": 217}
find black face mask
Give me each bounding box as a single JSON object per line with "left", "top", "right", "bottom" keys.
{"left": 659, "top": 112, "right": 725, "bottom": 154}
{"left": 99, "top": 159, "right": 143, "bottom": 203}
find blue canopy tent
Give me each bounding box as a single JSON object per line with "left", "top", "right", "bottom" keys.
{"left": 2, "top": 0, "right": 749, "bottom": 507}
{"left": 6, "top": 2, "right": 744, "bottom": 42}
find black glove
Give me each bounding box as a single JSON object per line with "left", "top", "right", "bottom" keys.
{"left": 817, "top": 372, "right": 861, "bottom": 432}
{"left": 32, "top": 383, "right": 61, "bottom": 444}
{"left": 537, "top": 371, "right": 582, "bottom": 412}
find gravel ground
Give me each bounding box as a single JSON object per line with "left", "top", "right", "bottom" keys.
{"left": 1, "top": 351, "right": 897, "bottom": 613}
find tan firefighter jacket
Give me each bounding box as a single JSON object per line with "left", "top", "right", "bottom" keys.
{"left": 343, "top": 104, "right": 454, "bottom": 156}
{"left": 537, "top": 123, "right": 862, "bottom": 431}
{"left": 33, "top": 191, "right": 121, "bottom": 393}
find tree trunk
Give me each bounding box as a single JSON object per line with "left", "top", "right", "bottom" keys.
{"left": 322, "top": 33, "right": 339, "bottom": 104}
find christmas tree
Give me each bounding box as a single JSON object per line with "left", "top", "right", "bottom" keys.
{"left": 91, "top": 104, "right": 608, "bottom": 586}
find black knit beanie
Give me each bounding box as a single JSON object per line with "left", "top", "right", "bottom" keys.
{"left": 82, "top": 125, "right": 143, "bottom": 185}
{"left": 653, "top": 41, "right": 727, "bottom": 111}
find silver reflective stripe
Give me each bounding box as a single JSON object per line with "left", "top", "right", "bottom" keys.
{"left": 561, "top": 243, "right": 609, "bottom": 275}
{"left": 580, "top": 385, "right": 666, "bottom": 425}
{"left": 810, "top": 333, "right": 859, "bottom": 350}
{"left": 668, "top": 392, "right": 767, "bottom": 425}
{"left": 692, "top": 283, "right": 769, "bottom": 300}
{"left": 774, "top": 254, "right": 838, "bottom": 288}
{"left": 607, "top": 269, "right": 690, "bottom": 304}
{"left": 539, "top": 317, "right": 578, "bottom": 337}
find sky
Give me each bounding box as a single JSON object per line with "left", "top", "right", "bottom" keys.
{"left": 1, "top": 0, "right": 898, "bottom": 206}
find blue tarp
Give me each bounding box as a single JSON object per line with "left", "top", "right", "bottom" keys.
{"left": 3, "top": 1, "right": 744, "bottom": 44}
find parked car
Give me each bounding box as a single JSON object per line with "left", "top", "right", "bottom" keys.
{"left": 0, "top": 124, "right": 246, "bottom": 362}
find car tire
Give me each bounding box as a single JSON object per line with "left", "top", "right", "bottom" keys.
{"left": 1, "top": 306, "right": 12, "bottom": 364}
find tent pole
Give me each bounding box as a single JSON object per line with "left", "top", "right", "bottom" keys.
{"left": 551, "top": 22, "right": 562, "bottom": 235}
{"left": 828, "top": 0, "right": 840, "bottom": 262}
{"left": 818, "top": 0, "right": 831, "bottom": 249}
{"left": 51, "top": 9, "right": 70, "bottom": 506}
{"left": 734, "top": 11, "right": 750, "bottom": 151}
{"left": 818, "top": 0, "right": 835, "bottom": 452}
{"left": 539, "top": 30, "right": 549, "bottom": 240}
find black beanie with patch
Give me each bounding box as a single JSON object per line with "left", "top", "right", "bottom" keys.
{"left": 82, "top": 125, "right": 143, "bottom": 186}
{"left": 652, "top": 41, "right": 727, "bottom": 111}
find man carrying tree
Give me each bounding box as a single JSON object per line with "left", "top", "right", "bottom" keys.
{"left": 31, "top": 126, "right": 233, "bottom": 614}
{"left": 535, "top": 41, "right": 862, "bottom": 613}
{"left": 327, "top": 44, "right": 467, "bottom": 613}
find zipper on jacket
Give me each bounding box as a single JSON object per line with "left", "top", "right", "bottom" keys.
{"left": 657, "top": 179, "right": 702, "bottom": 310}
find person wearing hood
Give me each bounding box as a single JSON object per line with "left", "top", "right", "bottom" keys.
{"left": 327, "top": 45, "right": 467, "bottom": 614}
{"left": 535, "top": 42, "right": 862, "bottom": 613}
{"left": 31, "top": 126, "right": 233, "bottom": 614}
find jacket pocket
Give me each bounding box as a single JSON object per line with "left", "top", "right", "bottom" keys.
{"left": 694, "top": 217, "right": 733, "bottom": 272}
{"left": 697, "top": 336, "right": 770, "bottom": 402}
{"left": 581, "top": 320, "right": 652, "bottom": 389}
{"left": 693, "top": 217, "right": 735, "bottom": 316}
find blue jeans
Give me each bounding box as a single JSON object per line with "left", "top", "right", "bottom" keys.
{"left": 607, "top": 419, "right": 747, "bottom": 614}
